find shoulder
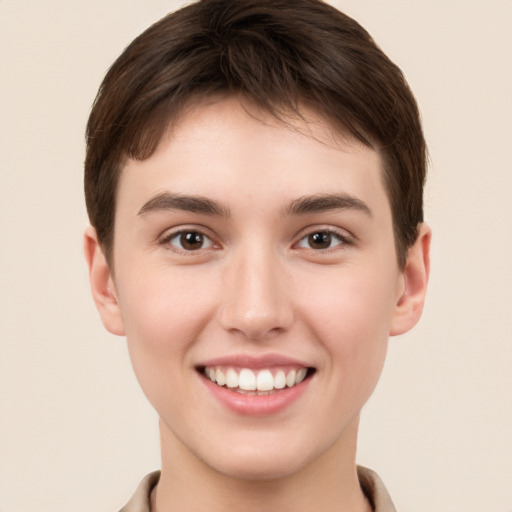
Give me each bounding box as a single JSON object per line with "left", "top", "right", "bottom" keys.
{"left": 357, "top": 466, "right": 397, "bottom": 512}
{"left": 118, "top": 471, "right": 160, "bottom": 512}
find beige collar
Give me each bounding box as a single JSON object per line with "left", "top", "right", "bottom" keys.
{"left": 120, "top": 466, "right": 396, "bottom": 512}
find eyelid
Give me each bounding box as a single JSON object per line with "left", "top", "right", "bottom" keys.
{"left": 158, "top": 225, "right": 220, "bottom": 253}
{"left": 292, "top": 226, "right": 355, "bottom": 251}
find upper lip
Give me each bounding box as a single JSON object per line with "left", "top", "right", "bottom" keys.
{"left": 196, "top": 353, "right": 312, "bottom": 370}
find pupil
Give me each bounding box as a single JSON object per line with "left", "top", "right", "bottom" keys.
{"left": 181, "top": 232, "right": 203, "bottom": 250}
{"left": 309, "top": 232, "right": 331, "bottom": 249}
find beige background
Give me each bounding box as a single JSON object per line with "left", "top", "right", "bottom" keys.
{"left": 1, "top": 1, "right": 511, "bottom": 511}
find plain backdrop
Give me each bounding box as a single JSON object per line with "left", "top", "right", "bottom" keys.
{"left": 1, "top": 1, "right": 511, "bottom": 511}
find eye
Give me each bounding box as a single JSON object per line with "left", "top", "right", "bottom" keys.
{"left": 296, "top": 230, "right": 347, "bottom": 250}
{"left": 165, "top": 230, "right": 215, "bottom": 251}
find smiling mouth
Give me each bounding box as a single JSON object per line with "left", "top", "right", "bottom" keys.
{"left": 198, "top": 366, "right": 316, "bottom": 395}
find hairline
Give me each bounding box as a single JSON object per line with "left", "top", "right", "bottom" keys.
{"left": 102, "top": 92, "right": 408, "bottom": 269}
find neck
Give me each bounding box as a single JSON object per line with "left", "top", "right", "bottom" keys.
{"left": 152, "top": 417, "right": 372, "bottom": 512}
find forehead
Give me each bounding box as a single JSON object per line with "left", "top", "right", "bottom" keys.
{"left": 166, "top": 95, "right": 371, "bottom": 162}
{"left": 116, "top": 96, "right": 388, "bottom": 217}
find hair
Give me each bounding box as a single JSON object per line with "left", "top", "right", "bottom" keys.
{"left": 85, "top": 0, "right": 426, "bottom": 268}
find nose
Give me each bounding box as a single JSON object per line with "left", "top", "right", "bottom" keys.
{"left": 218, "top": 247, "right": 293, "bottom": 341}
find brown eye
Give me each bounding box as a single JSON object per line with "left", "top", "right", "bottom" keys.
{"left": 167, "top": 231, "right": 213, "bottom": 251}
{"left": 296, "top": 230, "right": 345, "bottom": 250}
{"left": 308, "top": 232, "right": 332, "bottom": 249}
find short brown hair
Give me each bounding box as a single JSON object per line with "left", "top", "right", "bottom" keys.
{"left": 85, "top": 0, "right": 426, "bottom": 267}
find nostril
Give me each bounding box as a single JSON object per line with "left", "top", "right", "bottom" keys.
{"left": 220, "top": 308, "right": 293, "bottom": 341}
{"left": 217, "top": 261, "right": 294, "bottom": 339}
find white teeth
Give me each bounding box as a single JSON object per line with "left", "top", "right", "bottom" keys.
{"left": 225, "top": 368, "right": 239, "bottom": 388}
{"left": 256, "top": 369, "right": 274, "bottom": 391}
{"left": 204, "top": 366, "right": 309, "bottom": 392}
{"left": 286, "top": 369, "right": 296, "bottom": 387}
{"left": 215, "top": 368, "right": 226, "bottom": 386}
{"left": 274, "top": 370, "right": 286, "bottom": 389}
{"left": 238, "top": 369, "right": 256, "bottom": 390}
{"left": 296, "top": 368, "right": 307, "bottom": 384}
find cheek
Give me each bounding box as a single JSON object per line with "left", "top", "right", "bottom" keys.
{"left": 304, "top": 263, "right": 397, "bottom": 336}
{"left": 113, "top": 266, "right": 217, "bottom": 405}
{"left": 117, "top": 264, "right": 218, "bottom": 346}
{"left": 302, "top": 267, "right": 397, "bottom": 396}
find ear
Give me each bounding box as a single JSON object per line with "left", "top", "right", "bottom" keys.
{"left": 84, "top": 226, "right": 125, "bottom": 336}
{"left": 390, "top": 223, "right": 431, "bottom": 336}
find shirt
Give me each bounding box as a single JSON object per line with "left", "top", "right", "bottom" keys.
{"left": 119, "top": 466, "right": 396, "bottom": 512}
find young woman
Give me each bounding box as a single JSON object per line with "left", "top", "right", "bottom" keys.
{"left": 84, "top": 2, "right": 430, "bottom": 510}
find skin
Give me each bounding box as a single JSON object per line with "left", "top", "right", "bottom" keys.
{"left": 85, "top": 96, "right": 430, "bottom": 512}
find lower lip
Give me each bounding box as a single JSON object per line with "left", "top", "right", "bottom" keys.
{"left": 200, "top": 373, "right": 311, "bottom": 416}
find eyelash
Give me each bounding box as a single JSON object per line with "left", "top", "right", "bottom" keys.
{"left": 160, "top": 229, "right": 217, "bottom": 253}
{"left": 294, "top": 228, "right": 353, "bottom": 251}
{"left": 159, "top": 227, "right": 354, "bottom": 254}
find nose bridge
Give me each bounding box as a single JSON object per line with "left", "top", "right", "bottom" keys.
{"left": 219, "top": 241, "right": 292, "bottom": 339}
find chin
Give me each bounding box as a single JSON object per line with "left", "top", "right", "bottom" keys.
{"left": 213, "top": 453, "right": 306, "bottom": 482}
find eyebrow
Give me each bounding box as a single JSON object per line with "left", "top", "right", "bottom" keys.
{"left": 138, "top": 192, "right": 230, "bottom": 217}
{"left": 138, "top": 191, "right": 371, "bottom": 218}
{"left": 283, "top": 193, "right": 372, "bottom": 217}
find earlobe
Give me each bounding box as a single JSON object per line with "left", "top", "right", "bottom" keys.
{"left": 390, "top": 223, "right": 431, "bottom": 336}
{"left": 84, "top": 226, "right": 125, "bottom": 336}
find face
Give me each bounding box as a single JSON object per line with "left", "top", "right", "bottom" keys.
{"left": 87, "top": 96, "right": 429, "bottom": 481}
